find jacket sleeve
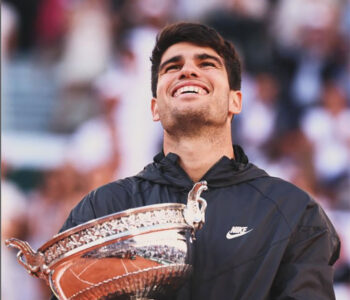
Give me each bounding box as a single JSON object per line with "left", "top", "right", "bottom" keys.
{"left": 59, "top": 191, "right": 97, "bottom": 232}
{"left": 49, "top": 182, "right": 132, "bottom": 299}
{"left": 57, "top": 181, "right": 132, "bottom": 233}
{"left": 271, "top": 201, "right": 340, "bottom": 299}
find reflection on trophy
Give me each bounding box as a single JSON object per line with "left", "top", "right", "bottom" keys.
{"left": 6, "top": 181, "right": 208, "bottom": 300}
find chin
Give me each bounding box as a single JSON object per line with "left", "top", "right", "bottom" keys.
{"left": 162, "top": 110, "right": 226, "bottom": 137}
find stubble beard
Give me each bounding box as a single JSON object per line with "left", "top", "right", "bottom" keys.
{"left": 161, "top": 108, "right": 227, "bottom": 139}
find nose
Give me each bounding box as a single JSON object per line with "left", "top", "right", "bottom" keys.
{"left": 179, "top": 62, "right": 199, "bottom": 79}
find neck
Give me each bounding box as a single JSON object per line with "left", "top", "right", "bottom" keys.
{"left": 163, "top": 125, "right": 234, "bottom": 182}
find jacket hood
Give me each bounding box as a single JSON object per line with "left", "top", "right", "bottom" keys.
{"left": 135, "top": 145, "right": 268, "bottom": 190}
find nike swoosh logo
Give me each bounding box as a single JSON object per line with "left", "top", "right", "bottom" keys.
{"left": 226, "top": 228, "right": 253, "bottom": 240}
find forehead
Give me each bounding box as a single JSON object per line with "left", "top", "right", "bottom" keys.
{"left": 160, "top": 42, "right": 222, "bottom": 63}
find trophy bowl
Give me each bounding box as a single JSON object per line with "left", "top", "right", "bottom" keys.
{"left": 6, "top": 181, "right": 208, "bottom": 300}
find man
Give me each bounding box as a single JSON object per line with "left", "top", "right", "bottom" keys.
{"left": 55, "top": 22, "right": 340, "bottom": 299}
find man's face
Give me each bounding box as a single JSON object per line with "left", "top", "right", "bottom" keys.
{"left": 151, "top": 42, "right": 241, "bottom": 136}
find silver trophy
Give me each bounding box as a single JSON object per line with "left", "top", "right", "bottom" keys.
{"left": 5, "top": 181, "right": 208, "bottom": 300}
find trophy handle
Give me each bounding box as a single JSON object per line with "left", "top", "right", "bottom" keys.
{"left": 5, "top": 238, "right": 50, "bottom": 283}
{"left": 183, "top": 181, "right": 208, "bottom": 231}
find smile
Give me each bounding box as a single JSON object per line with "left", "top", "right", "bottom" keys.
{"left": 172, "top": 85, "right": 209, "bottom": 97}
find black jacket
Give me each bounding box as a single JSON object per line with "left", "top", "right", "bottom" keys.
{"left": 56, "top": 146, "right": 340, "bottom": 299}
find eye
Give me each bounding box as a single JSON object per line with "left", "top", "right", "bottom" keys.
{"left": 200, "top": 61, "right": 216, "bottom": 68}
{"left": 165, "top": 64, "right": 181, "bottom": 73}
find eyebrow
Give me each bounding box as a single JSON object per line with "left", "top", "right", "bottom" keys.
{"left": 159, "top": 55, "right": 182, "bottom": 72}
{"left": 158, "top": 52, "right": 223, "bottom": 73}
{"left": 196, "top": 53, "right": 223, "bottom": 66}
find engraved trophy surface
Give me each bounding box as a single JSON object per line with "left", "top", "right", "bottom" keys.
{"left": 6, "top": 181, "right": 208, "bottom": 300}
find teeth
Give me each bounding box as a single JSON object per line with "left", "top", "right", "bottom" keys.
{"left": 173, "top": 85, "right": 207, "bottom": 97}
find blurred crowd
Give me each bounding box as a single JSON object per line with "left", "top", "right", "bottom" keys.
{"left": 1, "top": 0, "right": 350, "bottom": 299}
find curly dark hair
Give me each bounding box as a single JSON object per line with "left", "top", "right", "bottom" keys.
{"left": 150, "top": 22, "right": 241, "bottom": 97}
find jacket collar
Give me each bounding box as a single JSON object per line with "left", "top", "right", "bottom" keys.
{"left": 136, "top": 145, "right": 268, "bottom": 189}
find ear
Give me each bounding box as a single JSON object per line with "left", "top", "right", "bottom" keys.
{"left": 228, "top": 90, "right": 242, "bottom": 116}
{"left": 151, "top": 98, "right": 160, "bottom": 121}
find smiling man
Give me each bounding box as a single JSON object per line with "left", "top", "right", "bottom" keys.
{"left": 151, "top": 41, "right": 242, "bottom": 182}
{"left": 54, "top": 23, "right": 340, "bottom": 299}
